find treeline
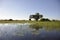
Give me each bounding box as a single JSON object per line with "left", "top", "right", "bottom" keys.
{"left": 40, "top": 18, "right": 60, "bottom": 21}
{"left": 0, "top": 19, "right": 59, "bottom": 22}
{"left": 29, "top": 13, "right": 60, "bottom": 21}
{"left": 0, "top": 13, "right": 60, "bottom": 22}
{"left": 0, "top": 19, "right": 13, "bottom": 21}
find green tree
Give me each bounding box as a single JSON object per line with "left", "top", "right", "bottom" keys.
{"left": 29, "top": 13, "right": 43, "bottom": 21}
{"left": 9, "top": 19, "right": 13, "bottom": 21}
{"left": 40, "top": 18, "right": 50, "bottom": 21}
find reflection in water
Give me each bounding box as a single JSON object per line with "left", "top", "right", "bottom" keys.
{"left": 31, "top": 30, "right": 39, "bottom": 35}
{"left": 29, "top": 24, "right": 44, "bottom": 35}
{"left": 0, "top": 23, "right": 60, "bottom": 40}
{"left": 29, "top": 23, "right": 44, "bottom": 31}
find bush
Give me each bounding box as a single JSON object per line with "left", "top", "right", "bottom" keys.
{"left": 52, "top": 20, "right": 56, "bottom": 21}
{"left": 9, "top": 19, "right": 13, "bottom": 21}
{"left": 40, "top": 18, "right": 50, "bottom": 21}
{"left": 29, "top": 19, "right": 31, "bottom": 21}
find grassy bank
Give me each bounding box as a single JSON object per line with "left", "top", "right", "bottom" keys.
{"left": 0, "top": 20, "right": 60, "bottom": 27}
{"left": 0, "top": 20, "right": 27, "bottom": 23}
{"left": 29, "top": 21, "right": 60, "bottom": 30}
{"left": 0, "top": 20, "right": 60, "bottom": 30}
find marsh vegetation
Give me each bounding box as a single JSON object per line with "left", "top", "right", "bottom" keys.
{"left": 0, "top": 19, "right": 60, "bottom": 30}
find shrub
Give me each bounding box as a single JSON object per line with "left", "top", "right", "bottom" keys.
{"left": 40, "top": 18, "right": 50, "bottom": 21}
{"left": 9, "top": 19, "right": 13, "bottom": 21}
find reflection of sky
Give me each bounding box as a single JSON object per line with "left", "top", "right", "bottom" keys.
{"left": 0, "top": 24, "right": 60, "bottom": 40}
{"left": 0, "top": 0, "right": 60, "bottom": 20}
{"left": 0, "top": 23, "right": 31, "bottom": 37}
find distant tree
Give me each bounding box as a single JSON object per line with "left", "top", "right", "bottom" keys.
{"left": 52, "top": 20, "right": 56, "bottom": 21}
{"left": 29, "top": 13, "right": 43, "bottom": 21}
{"left": 52, "top": 19, "right": 60, "bottom": 21}
{"left": 40, "top": 18, "right": 50, "bottom": 21}
{"left": 9, "top": 19, "right": 13, "bottom": 21}
{"left": 29, "top": 19, "right": 31, "bottom": 21}
{"left": 45, "top": 18, "right": 50, "bottom": 21}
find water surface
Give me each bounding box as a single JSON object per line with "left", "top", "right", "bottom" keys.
{"left": 0, "top": 23, "right": 60, "bottom": 40}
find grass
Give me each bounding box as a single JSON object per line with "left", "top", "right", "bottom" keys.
{"left": 29, "top": 21, "right": 60, "bottom": 30}
{"left": 0, "top": 20, "right": 60, "bottom": 30}
{"left": 0, "top": 20, "right": 27, "bottom": 23}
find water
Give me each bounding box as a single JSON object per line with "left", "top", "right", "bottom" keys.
{"left": 0, "top": 23, "right": 60, "bottom": 40}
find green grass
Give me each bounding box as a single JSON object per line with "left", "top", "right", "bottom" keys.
{"left": 0, "top": 20, "right": 27, "bottom": 23}
{"left": 0, "top": 20, "right": 60, "bottom": 30}
{"left": 29, "top": 21, "right": 60, "bottom": 30}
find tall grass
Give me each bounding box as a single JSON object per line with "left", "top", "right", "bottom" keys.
{"left": 29, "top": 21, "right": 60, "bottom": 30}
{"left": 0, "top": 20, "right": 60, "bottom": 30}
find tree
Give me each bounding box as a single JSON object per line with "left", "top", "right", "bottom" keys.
{"left": 29, "top": 13, "right": 43, "bottom": 21}
{"left": 40, "top": 18, "right": 50, "bottom": 21}
{"left": 9, "top": 19, "right": 13, "bottom": 21}
{"left": 29, "top": 19, "right": 31, "bottom": 21}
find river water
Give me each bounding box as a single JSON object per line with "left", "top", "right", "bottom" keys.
{"left": 0, "top": 23, "right": 60, "bottom": 40}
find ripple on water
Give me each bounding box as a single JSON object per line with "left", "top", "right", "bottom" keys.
{"left": 0, "top": 23, "right": 60, "bottom": 40}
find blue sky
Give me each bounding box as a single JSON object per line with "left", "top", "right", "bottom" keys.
{"left": 0, "top": 0, "right": 60, "bottom": 20}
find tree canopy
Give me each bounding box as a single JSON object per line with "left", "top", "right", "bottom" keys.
{"left": 29, "top": 13, "right": 43, "bottom": 21}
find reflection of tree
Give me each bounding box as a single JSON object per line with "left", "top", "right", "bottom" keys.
{"left": 29, "top": 23, "right": 43, "bottom": 30}
{"left": 29, "top": 23, "right": 43, "bottom": 35}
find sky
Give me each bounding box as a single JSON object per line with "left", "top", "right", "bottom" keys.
{"left": 0, "top": 0, "right": 60, "bottom": 20}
